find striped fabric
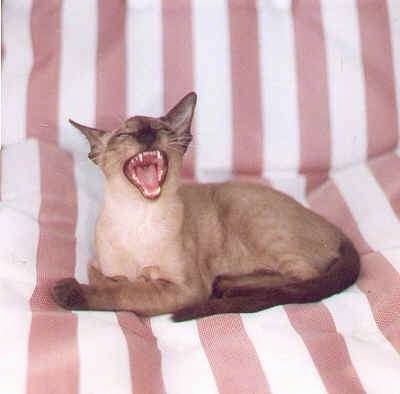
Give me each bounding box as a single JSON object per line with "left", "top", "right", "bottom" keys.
{"left": 1, "top": 1, "right": 400, "bottom": 393}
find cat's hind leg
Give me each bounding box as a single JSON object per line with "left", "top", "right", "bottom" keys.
{"left": 212, "top": 269, "right": 288, "bottom": 298}
{"left": 212, "top": 262, "right": 319, "bottom": 298}
{"left": 174, "top": 240, "right": 359, "bottom": 321}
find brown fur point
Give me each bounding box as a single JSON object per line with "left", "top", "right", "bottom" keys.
{"left": 173, "top": 240, "right": 360, "bottom": 322}
{"left": 52, "top": 278, "right": 89, "bottom": 310}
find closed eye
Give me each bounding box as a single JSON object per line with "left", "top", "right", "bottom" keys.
{"left": 110, "top": 132, "right": 132, "bottom": 143}
{"left": 115, "top": 132, "right": 132, "bottom": 138}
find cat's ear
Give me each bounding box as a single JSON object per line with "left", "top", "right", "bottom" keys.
{"left": 69, "top": 119, "right": 108, "bottom": 162}
{"left": 69, "top": 119, "right": 107, "bottom": 147}
{"left": 163, "top": 92, "right": 197, "bottom": 136}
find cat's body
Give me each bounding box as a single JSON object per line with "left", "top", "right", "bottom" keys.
{"left": 52, "top": 92, "right": 360, "bottom": 321}
{"left": 94, "top": 176, "right": 186, "bottom": 283}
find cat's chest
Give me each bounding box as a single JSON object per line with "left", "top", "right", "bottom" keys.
{"left": 95, "top": 199, "right": 182, "bottom": 280}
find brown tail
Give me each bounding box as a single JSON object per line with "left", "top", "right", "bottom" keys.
{"left": 173, "top": 240, "right": 360, "bottom": 322}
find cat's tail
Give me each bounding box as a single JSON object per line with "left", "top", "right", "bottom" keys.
{"left": 172, "top": 239, "right": 360, "bottom": 322}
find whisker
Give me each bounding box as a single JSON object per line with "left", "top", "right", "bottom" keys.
{"left": 167, "top": 144, "right": 185, "bottom": 154}
{"left": 170, "top": 142, "right": 191, "bottom": 149}
{"left": 167, "top": 148, "right": 183, "bottom": 155}
{"left": 177, "top": 137, "right": 192, "bottom": 143}
{"left": 168, "top": 137, "right": 192, "bottom": 145}
{"left": 169, "top": 139, "right": 189, "bottom": 146}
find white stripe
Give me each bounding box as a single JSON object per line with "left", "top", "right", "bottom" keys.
{"left": 381, "top": 249, "right": 400, "bottom": 276}
{"left": 242, "top": 309, "right": 328, "bottom": 394}
{"left": 73, "top": 159, "right": 103, "bottom": 283}
{"left": 150, "top": 315, "right": 219, "bottom": 394}
{"left": 192, "top": 0, "right": 233, "bottom": 181}
{"left": 77, "top": 312, "right": 132, "bottom": 394}
{"left": 58, "top": 0, "right": 97, "bottom": 153}
{"left": 58, "top": 7, "right": 131, "bottom": 392}
{"left": 321, "top": 0, "right": 367, "bottom": 169}
{"left": 257, "top": 1, "right": 300, "bottom": 174}
{"left": 332, "top": 163, "right": 400, "bottom": 251}
{"left": 73, "top": 153, "right": 128, "bottom": 394}
{"left": 269, "top": 174, "right": 307, "bottom": 205}
{"left": 126, "top": 0, "right": 163, "bottom": 117}
{"left": 73, "top": 162, "right": 130, "bottom": 394}
{"left": 1, "top": 0, "right": 33, "bottom": 145}
{"left": 60, "top": 0, "right": 101, "bottom": 283}
{"left": 0, "top": 140, "right": 40, "bottom": 394}
{"left": 323, "top": 288, "right": 400, "bottom": 394}
{"left": 387, "top": 0, "right": 400, "bottom": 144}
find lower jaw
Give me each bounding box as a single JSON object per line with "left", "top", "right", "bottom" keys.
{"left": 124, "top": 178, "right": 163, "bottom": 200}
{"left": 138, "top": 185, "right": 162, "bottom": 200}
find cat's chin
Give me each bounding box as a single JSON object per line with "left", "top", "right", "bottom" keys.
{"left": 123, "top": 149, "right": 168, "bottom": 200}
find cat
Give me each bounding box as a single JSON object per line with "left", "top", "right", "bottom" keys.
{"left": 52, "top": 92, "right": 360, "bottom": 321}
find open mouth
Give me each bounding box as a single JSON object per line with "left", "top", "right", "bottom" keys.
{"left": 123, "top": 150, "right": 168, "bottom": 199}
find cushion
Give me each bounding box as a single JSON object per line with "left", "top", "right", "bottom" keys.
{"left": 1, "top": 1, "right": 399, "bottom": 393}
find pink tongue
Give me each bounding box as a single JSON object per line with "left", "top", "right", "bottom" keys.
{"left": 136, "top": 164, "right": 159, "bottom": 191}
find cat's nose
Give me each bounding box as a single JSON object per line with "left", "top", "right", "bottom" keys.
{"left": 136, "top": 129, "right": 157, "bottom": 146}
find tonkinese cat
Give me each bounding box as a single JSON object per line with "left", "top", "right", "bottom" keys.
{"left": 52, "top": 92, "right": 360, "bottom": 321}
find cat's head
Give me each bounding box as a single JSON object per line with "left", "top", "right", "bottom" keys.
{"left": 70, "top": 92, "right": 196, "bottom": 200}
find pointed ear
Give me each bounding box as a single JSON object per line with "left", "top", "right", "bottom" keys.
{"left": 69, "top": 119, "right": 107, "bottom": 150}
{"left": 163, "top": 92, "right": 197, "bottom": 134}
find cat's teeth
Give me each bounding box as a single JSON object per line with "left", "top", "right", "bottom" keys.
{"left": 157, "top": 151, "right": 161, "bottom": 160}
{"left": 143, "top": 186, "right": 161, "bottom": 198}
{"left": 131, "top": 170, "right": 140, "bottom": 183}
{"left": 139, "top": 153, "right": 143, "bottom": 162}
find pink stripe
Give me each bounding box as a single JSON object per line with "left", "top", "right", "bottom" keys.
{"left": 358, "top": 253, "right": 400, "bottom": 351}
{"left": 27, "top": 143, "right": 79, "bottom": 394}
{"left": 367, "top": 153, "right": 400, "bottom": 351}
{"left": 357, "top": 1, "right": 399, "bottom": 158}
{"left": 26, "top": 0, "right": 61, "bottom": 142}
{"left": 96, "top": 0, "right": 127, "bottom": 131}
{"left": 308, "top": 181, "right": 370, "bottom": 254}
{"left": 293, "top": 0, "right": 331, "bottom": 185}
{"left": 162, "top": 0, "right": 195, "bottom": 179}
{"left": 368, "top": 153, "right": 400, "bottom": 219}
{"left": 308, "top": 180, "right": 400, "bottom": 352}
{"left": 229, "top": 0, "right": 263, "bottom": 176}
{"left": 305, "top": 173, "right": 329, "bottom": 196}
{"left": 197, "top": 315, "right": 270, "bottom": 394}
{"left": 198, "top": 175, "right": 271, "bottom": 392}
{"left": 285, "top": 303, "right": 365, "bottom": 393}
{"left": 26, "top": 2, "right": 80, "bottom": 392}
{"left": 117, "top": 314, "right": 166, "bottom": 394}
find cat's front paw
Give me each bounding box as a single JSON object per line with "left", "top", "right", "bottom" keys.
{"left": 52, "top": 278, "right": 89, "bottom": 310}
